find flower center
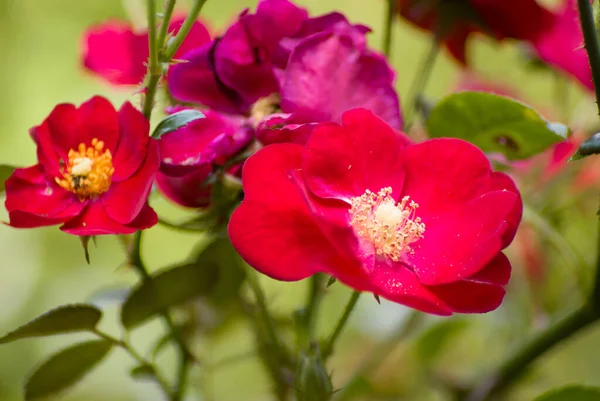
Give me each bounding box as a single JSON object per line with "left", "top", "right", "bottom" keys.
{"left": 349, "top": 187, "right": 425, "bottom": 262}
{"left": 250, "top": 92, "right": 281, "bottom": 125}
{"left": 55, "top": 138, "right": 114, "bottom": 199}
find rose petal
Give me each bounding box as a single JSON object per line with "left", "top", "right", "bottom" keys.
{"left": 402, "top": 138, "right": 494, "bottom": 215}
{"left": 101, "top": 139, "right": 159, "bottom": 224}
{"left": 429, "top": 280, "right": 506, "bottom": 314}
{"left": 256, "top": 113, "right": 317, "bottom": 145}
{"left": 60, "top": 201, "right": 156, "bottom": 235}
{"left": 465, "top": 252, "right": 511, "bottom": 286}
{"left": 485, "top": 172, "right": 522, "bottom": 247}
{"left": 112, "top": 102, "right": 150, "bottom": 181}
{"left": 303, "top": 109, "right": 408, "bottom": 201}
{"left": 408, "top": 190, "right": 518, "bottom": 285}
{"left": 281, "top": 32, "right": 402, "bottom": 129}
{"left": 74, "top": 96, "right": 120, "bottom": 153}
{"left": 170, "top": 18, "right": 212, "bottom": 60}
{"left": 155, "top": 165, "right": 213, "bottom": 208}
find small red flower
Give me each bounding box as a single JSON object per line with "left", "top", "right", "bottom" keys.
{"left": 5, "top": 96, "right": 159, "bottom": 235}
{"left": 397, "top": 0, "right": 554, "bottom": 64}
{"left": 83, "top": 17, "right": 210, "bottom": 86}
{"left": 229, "top": 109, "right": 522, "bottom": 315}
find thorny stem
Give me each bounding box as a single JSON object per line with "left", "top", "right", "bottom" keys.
{"left": 131, "top": 231, "right": 194, "bottom": 401}
{"left": 157, "top": 0, "right": 177, "bottom": 51}
{"left": 93, "top": 329, "right": 175, "bottom": 399}
{"left": 162, "top": 0, "right": 208, "bottom": 61}
{"left": 323, "top": 291, "right": 362, "bottom": 358}
{"left": 403, "top": 36, "right": 440, "bottom": 131}
{"left": 577, "top": 0, "right": 600, "bottom": 118}
{"left": 382, "top": 0, "right": 395, "bottom": 58}
{"left": 143, "top": 0, "right": 161, "bottom": 120}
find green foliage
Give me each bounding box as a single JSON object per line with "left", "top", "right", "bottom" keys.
{"left": 129, "top": 365, "right": 155, "bottom": 381}
{"left": 151, "top": 109, "right": 205, "bottom": 139}
{"left": 294, "top": 346, "right": 334, "bottom": 401}
{"left": 571, "top": 133, "right": 600, "bottom": 160}
{"left": 426, "top": 92, "right": 568, "bottom": 160}
{"left": 121, "top": 261, "right": 219, "bottom": 329}
{"left": 24, "top": 339, "right": 113, "bottom": 400}
{"left": 534, "top": 386, "right": 600, "bottom": 401}
{"left": 0, "top": 305, "right": 102, "bottom": 344}
{"left": 415, "top": 318, "right": 469, "bottom": 365}
{"left": 0, "top": 164, "right": 15, "bottom": 193}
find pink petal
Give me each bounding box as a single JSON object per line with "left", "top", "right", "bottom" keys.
{"left": 256, "top": 113, "right": 317, "bottom": 145}
{"left": 60, "top": 201, "right": 156, "bottom": 235}
{"left": 155, "top": 166, "right": 213, "bottom": 208}
{"left": 112, "top": 102, "right": 150, "bottom": 181}
{"left": 281, "top": 32, "right": 402, "bottom": 129}
{"left": 82, "top": 21, "right": 148, "bottom": 85}
{"left": 370, "top": 266, "right": 453, "bottom": 316}
{"left": 402, "top": 138, "right": 493, "bottom": 215}
{"left": 429, "top": 280, "right": 506, "bottom": 314}
{"left": 5, "top": 165, "right": 85, "bottom": 219}
{"left": 101, "top": 139, "right": 159, "bottom": 224}
{"left": 303, "top": 109, "right": 408, "bottom": 201}
{"left": 408, "top": 191, "right": 518, "bottom": 285}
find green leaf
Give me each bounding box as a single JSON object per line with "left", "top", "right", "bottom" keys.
{"left": 0, "top": 304, "right": 102, "bottom": 344}
{"left": 121, "top": 261, "right": 219, "bottom": 329}
{"left": 151, "top": 109, "right": 205, "bottom": 139}
{"left": 571, "top": 133, "right": 600, "bottom": 160}
{"left": 24, "top": 339, "right": 113, "bottom": 400}
{"left": 416, "top": 318, "right": 469, "bottom": 365}
{"left": 426, "top": 92, "right": 569, "bottom": 160}
{"left": 534, "top": 386, "right": 600, "bottom": 401}
{"left": 130, "top": 365, "right": 155, "bottom": 381}
{"left": 0, "top": 164, "right": 16, "bottom": 193}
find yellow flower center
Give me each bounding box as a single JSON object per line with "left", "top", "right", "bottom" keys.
{"left": 55, "top": 138, "right": 114, "bottom": 200}
{"left": 349, "top": 187, "right": 426, "bottom": 262}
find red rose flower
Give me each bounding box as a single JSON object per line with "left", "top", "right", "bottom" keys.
{"left": 83, "top": 17, "right": 210, "bottom": 86}
{"left": 397, "top": 0, "right": 554, "bottom": 64}
{"left": 5, "top": 96, "right": 159, "bottom": 235}
{"left": 228, "top": 109, "right": 522, "bottom": 315}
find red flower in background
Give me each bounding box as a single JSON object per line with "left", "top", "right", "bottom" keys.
{"left": 397, "top": 0, "right": 554, "bottom": 64}
{"left": 532, "top": 0, "right": 593, "bottom": 92}
{"left": 5, "top": 96, "right": 159, "bottom": 235}
{"left": 229, "top": 109, "right": 522, "bottom": 315}
{"left": 83, "top": 17, "right": 210, "bottom": 85}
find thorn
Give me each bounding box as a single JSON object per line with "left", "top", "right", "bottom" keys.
{"left": 373, "top": 294, "right": 381, "bottom": 304}
{"left": 326, "top": 276, "right": 337, "bottom": 287}
{"left": 79, "top": 236, "right": 91, "bottom": 264}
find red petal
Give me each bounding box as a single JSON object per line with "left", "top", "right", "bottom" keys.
{"left": 429, "top": 280, "right": 506, "bottom": 314}
{"left": 408, "top": 190, "right": 518, "bottom": 285}
{"left": 112, "top": 102, "right": 150, "bottom": 181}
{"left": 82, "top": 21, "right": 148, "bottom": 85}
{"left": 101, "top": 139, "right": 159, "bottom": 224}
{"left": 402, "top": 138, "right": 493, "bottom": 215}
{"left": 7, "top": 211, "right": 72, "bottom": 228}
{"left": 32, "top": 121, "right": 63, "bottom": 179}
{"left": 155, "top": 166, "right": 213, "bottom": 208}
{"left": 303, "top": 109, "right": 408, "bottom": 201}
{"left": 370, "top": 266, "right": 453, "bottom": 316}
{"left": 5, "top": 165, "right": 85, "bottom": 219}
{"left": 75, "top": 96, "right": 120, "bottom": 153}
{"left": 60, "top": 201, "right": 156, "bottom": 235}
{"left": 485, "top": 172, "right": 522, "bottom": 247}
{"left": 465, "top": 252, "right": 511, "bottom": 286}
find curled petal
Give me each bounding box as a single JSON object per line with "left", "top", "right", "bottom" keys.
{"left": 155, "top": 165, "right": 213, "bottom": 208}
{"left": 111, "top": 102, "right": 150, "bottom": 181}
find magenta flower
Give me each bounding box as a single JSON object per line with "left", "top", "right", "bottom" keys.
{"left": 83, "top": 17, "right": 211, "bottom": 86}
{"left": 156, "top": 109, "right": 252, "bottom": 208}
{"left": 532, "top": 0, "right": 593, "bottom": 92}
{"left": 229, "top": 109, "right": 522, "bottom": 315}
{"left": 167, "top": 0, "right": 402, "bottom": 143}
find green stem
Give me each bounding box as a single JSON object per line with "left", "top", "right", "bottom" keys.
{"left": 592, "top": 217, "right": 600, "bottom": 310}
{"left": 577, "top": 0, "right": 600, "bottom": 118}
{"left": 323, "top": 291, "right": 362, "bottom": 358}
{"left": 403, "top": 36, "right": 439, "bottom": 131}
{"left": 143, "top": 0, "right": 161, "bottom": 120}
{"left": 162, "top": 0, "right": 208, "bottom": 61}
{"left": 464, "top": 305, "right": 597, "bottom": 401}
{"left": 301, "top": 273, "right": 326, "bottom": 346}
{"left": 94, "top": 329, "right": 174, "bottom": 399}
{"left": 157, "top": 0, "right": 177, "bottom": 50}
{"left": 382, "top": 0, "right": 395, "bottom": 58}
{"left": 130, "top": 231, "right": 194, "bottom": 401}
{"left": 245, "top": 268, "right": 283, "bottom": 351}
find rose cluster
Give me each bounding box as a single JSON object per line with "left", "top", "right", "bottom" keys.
{"left": 4, "top": 0, "right": 545, "bottom": 315}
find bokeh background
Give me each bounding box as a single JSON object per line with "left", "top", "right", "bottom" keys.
{"left": 0, "top": 0, "right": 598, "bottom": 400}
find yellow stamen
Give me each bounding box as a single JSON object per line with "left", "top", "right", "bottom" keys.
{"left": 349, "top": 187, "right": 425, "bottom": 261}
{"left": 55, "top": 138, "right": 114, "bottom": 200}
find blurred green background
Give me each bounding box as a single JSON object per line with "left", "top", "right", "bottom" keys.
{"left": 0, "top": 0, "right": 598, "bottom": 400}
